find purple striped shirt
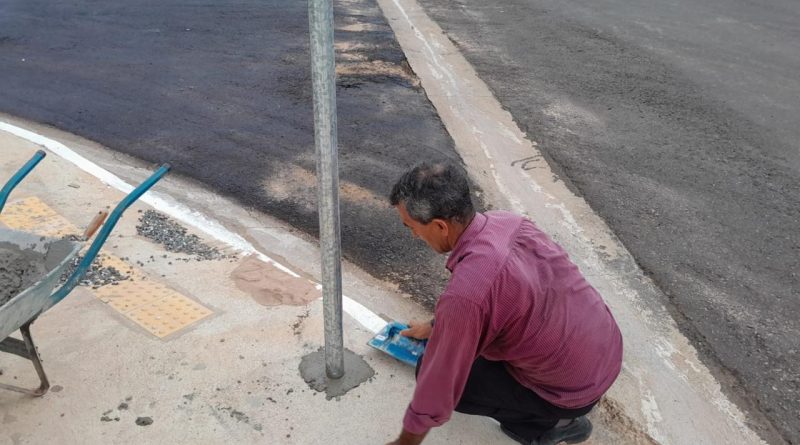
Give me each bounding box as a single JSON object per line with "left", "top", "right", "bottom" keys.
{"left": 403, "top": 211, "right": 623, "bottom": 435}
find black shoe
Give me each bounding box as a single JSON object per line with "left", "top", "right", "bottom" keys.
{"left": 500, "top": 417, "right": 593, "bottom": 445}
{"left": 538, "top": 417, "right": 593, "bottom": 445}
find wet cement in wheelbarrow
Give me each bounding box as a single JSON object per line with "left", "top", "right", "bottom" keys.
{"left": 0, "top": 244, "right": 48, "bottom": 306}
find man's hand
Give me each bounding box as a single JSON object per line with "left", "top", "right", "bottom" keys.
{"left": 386, "top": 428, "right": 428, "bottom": 445}
{"left": 400, "top": 319, "right": 434, "bottom": 340}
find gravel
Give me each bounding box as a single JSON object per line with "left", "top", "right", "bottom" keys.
{"left": 59, "top": 255, "right": 130, "bottom": 289}
{"left": 136, "top": 210, "right": 229, "bottom": 261}
{"left": 135, "top": 417, "right": 153, "bottom": 426}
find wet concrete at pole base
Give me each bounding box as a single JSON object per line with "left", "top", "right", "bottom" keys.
{"left": 0, "top": 244, "right": 48, "bottom": 306}
{"left": 299, "top": 348, "right": 375, "bottom": 400}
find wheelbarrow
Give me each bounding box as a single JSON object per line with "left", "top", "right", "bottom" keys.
{"left": 0, "top": 150, "right": 170, "bottom": 396}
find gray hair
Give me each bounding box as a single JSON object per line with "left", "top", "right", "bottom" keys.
{"left": 389, "top": 163, "right": 474, "bottom": 224}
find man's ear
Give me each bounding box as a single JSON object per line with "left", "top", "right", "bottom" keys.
{"left": 432, "top": 218, "right": 449, "bottom": 235}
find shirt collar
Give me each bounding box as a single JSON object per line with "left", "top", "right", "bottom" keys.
{"left": 446, "top": 212, "right": 487, "bottom": 272}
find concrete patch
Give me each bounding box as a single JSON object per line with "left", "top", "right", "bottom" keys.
{"left": 261, "top": 163, "right": 388, "bottom": 210}
{"left": 231, "top": 255, "right": 320, "bottom": 306}
{"left": 299, "top": 348, "right": 375, "bottom": 400}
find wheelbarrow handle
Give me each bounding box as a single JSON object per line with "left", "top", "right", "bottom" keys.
{"left": 51, "top": 163, "right": 172, "bottom": 304}
{"left": 0, "top": 150, "right": 46, "bottom": 214}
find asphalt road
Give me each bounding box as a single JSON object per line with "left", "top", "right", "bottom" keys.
{"left": 413, "top": 0, "right": 799, "bottom": 443}
{"left": 0, "top": 0, "right": 468, "bottom": 307}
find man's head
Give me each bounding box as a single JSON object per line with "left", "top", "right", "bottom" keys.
{"left": 389, "top": 163, "right": 475, "bottom": 253}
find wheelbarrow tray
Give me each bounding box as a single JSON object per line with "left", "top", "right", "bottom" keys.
{"left": 0, "top": 228, "right": 81, "bottom": 340}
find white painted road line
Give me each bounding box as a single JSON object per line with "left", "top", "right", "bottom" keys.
{"left": 0, "top": 120, "right": 387, "bottom": 335}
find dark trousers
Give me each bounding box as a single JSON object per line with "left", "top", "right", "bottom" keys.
{"left": 416, "top": 355, "right": 597, "bottom": 441}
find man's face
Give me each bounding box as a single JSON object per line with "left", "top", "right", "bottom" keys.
{"left": 395, "top": 203, "right": 450, "bottom": 254}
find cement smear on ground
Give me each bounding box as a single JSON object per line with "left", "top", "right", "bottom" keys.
{"left": 299, "top": 348, "right": 375, "bottom": 400}
{"left": 231, "top": 255, "right": 320, "bottom": 306}
{"left": 0, "top": 243, "right": 48, "bottom": 305}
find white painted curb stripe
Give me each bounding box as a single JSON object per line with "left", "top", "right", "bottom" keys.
{"left": 0, "top": 120, "right": 386, "bottom": 334}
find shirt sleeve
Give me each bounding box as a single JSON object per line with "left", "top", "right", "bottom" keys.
{"left": 402, "top": 297, "right": 484, "bottom": 434}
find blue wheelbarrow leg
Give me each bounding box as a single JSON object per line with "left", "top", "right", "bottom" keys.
{"left": 0, "top": 321, "right": 50, "bottom": 396}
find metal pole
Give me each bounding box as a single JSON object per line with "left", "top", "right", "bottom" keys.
{"left": 308, "top": 0, "right": 344, "bottom": 379}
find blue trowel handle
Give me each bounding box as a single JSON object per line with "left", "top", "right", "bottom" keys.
{"left": 386, "top": 324, "right": 403, "bottom": 338}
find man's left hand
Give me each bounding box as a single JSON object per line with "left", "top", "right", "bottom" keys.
{"left": 400, "top": 319, "right": 433, "bottom": 340}
{"left": 386, "top": 428, "right": 427, "bottom": 445}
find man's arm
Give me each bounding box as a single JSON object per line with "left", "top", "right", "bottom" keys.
{"left": 392, "top": 298, "right": 483, "bottom": 442}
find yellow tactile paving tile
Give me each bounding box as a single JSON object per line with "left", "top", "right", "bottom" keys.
{"left": 99, "top": 279, "right": 213, "bottom": 338}
{"left": 126, "top": 293, "right": 213, "bottom": 338}
{"left": 0, "top": 196, "right": 79, "bottom": 237}
{"left": 1, "top": 195, "right": 213, "bottom": 338}
{"left": 94, "top": 279, "right": 165, "bottom": 312}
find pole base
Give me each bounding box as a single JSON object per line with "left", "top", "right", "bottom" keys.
{"left": 299, "top": 347, "right": 374, "bottom": 400}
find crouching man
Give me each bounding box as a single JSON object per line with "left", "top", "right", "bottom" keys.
{"left": 386, "top": 163, "right": 623, "bottom": 445}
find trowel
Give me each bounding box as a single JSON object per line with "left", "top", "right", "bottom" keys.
{"left": 367, "top": 321, "right": 427, "bottom": 367}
